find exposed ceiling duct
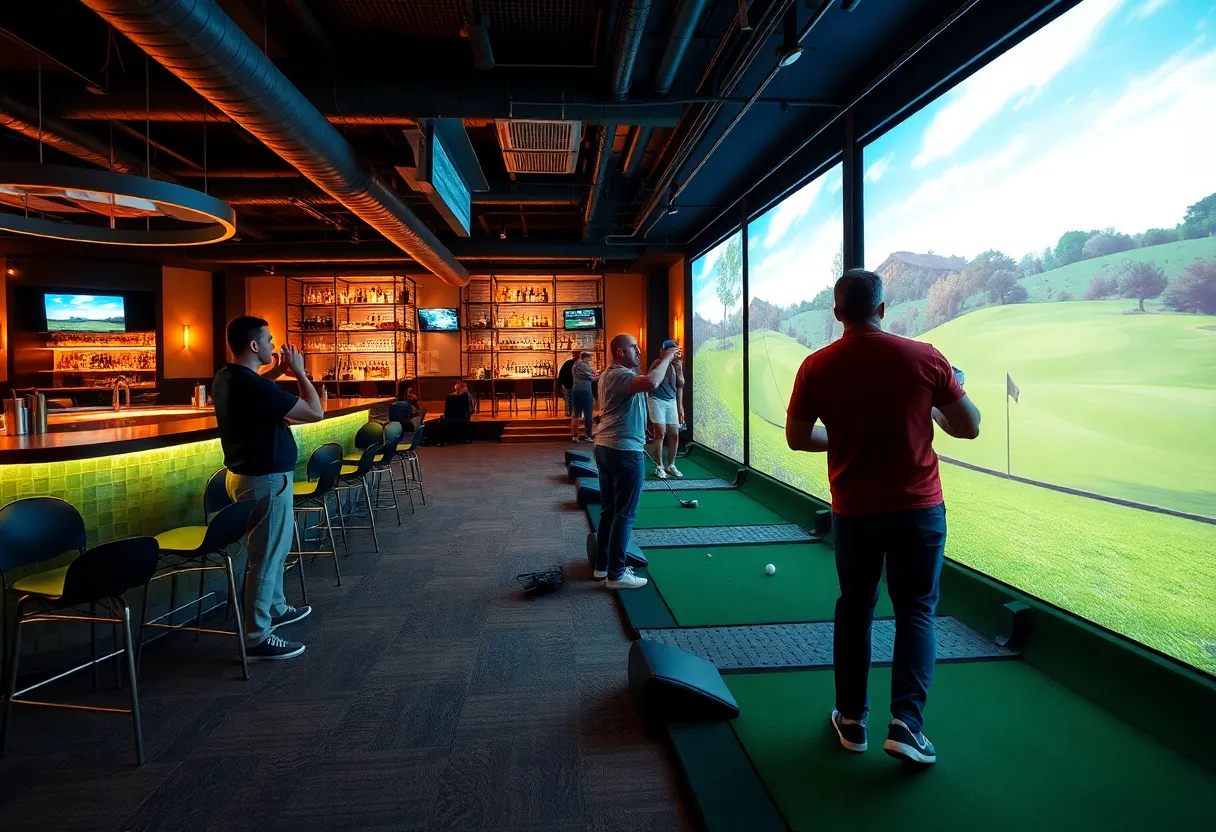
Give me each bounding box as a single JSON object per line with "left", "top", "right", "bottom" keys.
{"left": 495, "top": 120, "right": 582, "bottom": 175}
{"left": 653, "top": 0, "right": 709, "bottom": 95}
{"left": 77, "top": 0, "right": 469, "bottom": 286}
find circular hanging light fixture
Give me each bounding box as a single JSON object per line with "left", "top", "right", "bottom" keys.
{"left": 0, "top": 163, "right": 236, "bottom": 246}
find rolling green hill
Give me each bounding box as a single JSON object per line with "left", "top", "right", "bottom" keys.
{"left": 1018, "top": 236, "right": 1216, "bottom": 302}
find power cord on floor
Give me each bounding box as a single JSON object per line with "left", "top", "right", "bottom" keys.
{"left": 516, "top": 565, "right": 565, "bottom": 599}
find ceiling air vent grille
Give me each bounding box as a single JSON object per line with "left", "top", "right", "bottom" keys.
{"left": 495, "top": 119, "right": 581, "bottom": 175}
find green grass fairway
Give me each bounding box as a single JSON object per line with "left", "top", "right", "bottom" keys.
{"left": 728, "top": 663, "right": 1214, "bottom": 832}
{"left": 644, "top": 543, "right": 893, "bottom": 626}
{"left": 587, "top": 488, "right": 789, "bottom": 529}
{"left": 1018, "top": 236, "right": 1216, "bottom": 302}
{"left": 922, "top": 300, "right": 1216, "bottom": 516}
{"left": 692, "top": 337, "right": 745, "bottom": 463}
{"left": 47, "top": 320, "right": 125, "bottom": 332}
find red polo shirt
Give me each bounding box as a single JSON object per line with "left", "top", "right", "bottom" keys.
{"left": 787, "top": 328, "right": 964, "bottom": 516}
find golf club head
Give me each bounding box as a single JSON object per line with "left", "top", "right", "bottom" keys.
{"left": 683, "top": 499, "right": 699, "bottom": 508}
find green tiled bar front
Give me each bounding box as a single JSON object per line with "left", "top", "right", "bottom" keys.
{"left": 0, "top": 410, "right": 367, "bottom": 548}
{"left": 1, "top": 409, "right": 371, "bottom": 673}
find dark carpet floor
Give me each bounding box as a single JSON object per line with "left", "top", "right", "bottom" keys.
{"left": 0, "top": 443, "right": 693, "bottom": 832}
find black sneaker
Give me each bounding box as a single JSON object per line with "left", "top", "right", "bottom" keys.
{"left": 269, "top": 604, "right": 312, "bottom": 633}
{"left": 830, "top": 710, "right": 867, "bottom": 752}
{"left": 247, "top": 634, "right": 305, "bottom": 661}
{"left": 884, "top": 719, "right": 936, "bottom": 764}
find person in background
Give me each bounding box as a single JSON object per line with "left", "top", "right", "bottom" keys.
{"left": 213, "top": 316, "right": 325, "bottom": 660}
{"left": 570, "top": 351, "right": 599, "bottom": 443}
{"left": 646, "top": 339, "right": 686, "bottom": 479}
{"left": 558, "top": 350, "right": 579, "bottom": 418}
{"left": 593, "top": 335, "right": 680, "bottom": 590}
{"left": 785, "top": 269, "right": 981, "bottom": 766}
{"left": 453, "top": 381, "right": 475, "bottom": 417}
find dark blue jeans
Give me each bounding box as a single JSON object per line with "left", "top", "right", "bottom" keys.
{"left": 571, "top": 389, "right": 594, "bottom": 434}
{"left": 594, "top": 445, "right": 644, "bottom": 580}
{"left": 832, "top": 504, "right": 946, "bottom": 733}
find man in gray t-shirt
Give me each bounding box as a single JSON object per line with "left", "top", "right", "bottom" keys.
{"left": 592, "top": 334, "right": 680, "bottom": 589}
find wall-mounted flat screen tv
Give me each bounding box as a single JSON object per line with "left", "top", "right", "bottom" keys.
{"left": 44, "top": 293, "right": 127, "bottom": 332}
{"left": 564, "top": 307, "right": 601, "bottom": 330}
{"left": 417, "top": 307, "right": 460, "bottom": 331}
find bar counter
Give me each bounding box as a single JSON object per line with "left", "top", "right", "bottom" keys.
{"left": 0, "top": 397, "right": 391, "bottom": 547}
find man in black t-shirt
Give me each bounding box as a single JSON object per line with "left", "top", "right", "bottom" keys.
{"left": 214, "top": 316, "right": 324, "bottom": 660}
{"left": 558, "top": 350, "right": 578, "bottom": 417}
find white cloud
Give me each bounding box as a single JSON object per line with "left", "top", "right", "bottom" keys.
{"left": 1127, "top": 0, "right": 1172, "bottom": 22}
{"left": 912, "top": 0, "right": 1122, "bottom": 168}
{"left": 763, "top": 177, "right": 827, "bottom": 248}
{"left": 864, "top": 152, "right": 893, "bottom": 184}
{"left": 867, "top": 46, "right": 1216, "bottom": 269}
{"left": 750, "top": 213, "right": 843, "bottom": 307}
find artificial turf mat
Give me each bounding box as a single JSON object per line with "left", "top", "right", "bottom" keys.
{"left": 642, "top": 543, "right": 893, "bottom": 626}
{"left": 585, "top": 489, "right": 788, "bottom": 529}
{"left": 725, "top": 662, "right": 1214, "bottom": 831}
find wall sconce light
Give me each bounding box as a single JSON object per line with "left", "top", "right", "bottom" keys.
{"left": 182, "top": 324, "right": 190, "bottom": 350}
{"left": 4, "top": 259, "right": 14, "bottom": 277}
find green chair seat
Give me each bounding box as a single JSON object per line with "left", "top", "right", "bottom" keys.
{"left": 155, "top": 526, "right": 207, "bottom": 553}
{"left": 11, "top": 564, "right": 71, "bottom": 599}
{"left": 343, "top": 452, "right": 385, "bottom": 464}
{"left": 340, "top": 464, "right": 358, "bottom": 476}
{"left": 294, "top": 480, "right": 321, "bottom": 497}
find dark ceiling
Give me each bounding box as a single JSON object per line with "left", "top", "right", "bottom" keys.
{"left": 0, "top": 0, "right": 1066, "bottom": 275}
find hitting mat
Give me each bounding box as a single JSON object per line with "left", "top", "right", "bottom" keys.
{"left": 638, "top": 617, "right": 1012, "bottom": 671}
{"left": 641, "top": 477, "right": 735, "bottom": 491}
{"left": 725, "top": 662, "right": 1215, "bottom": 831}
{"left": 639, "top": 543, "right": 891, "bottom": 627}
{"left": 583, "top": 489, "right": 796, "bottom": 530}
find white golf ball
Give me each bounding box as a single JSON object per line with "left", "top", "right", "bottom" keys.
{"left": 706, "top": 553, "right": 712, "bottom": 559}
{"left": 765, "top": 564, "right": 776, "bottom": 576}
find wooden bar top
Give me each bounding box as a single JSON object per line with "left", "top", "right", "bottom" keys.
{"left": 0, "top": 398, "right": 392, "bottom": 464}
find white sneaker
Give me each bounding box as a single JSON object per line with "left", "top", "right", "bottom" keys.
{"left": 666, "top": 464, "right": 684, "bottom": 479}
{"left": 592, "top": 569, "right": 608, "bottom": 581}
{"left": 653, "top": 465, "right": 667, "bottom": 479}
{"left": 605, "top": 567, "right": 648, "bottom": 590}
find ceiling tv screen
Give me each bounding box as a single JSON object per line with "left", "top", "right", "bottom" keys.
{"left": 44, "top": 293, "right": 127, "bottom": 332}
{"left": 563, "top": 307, "right": 601, "bottom": 330}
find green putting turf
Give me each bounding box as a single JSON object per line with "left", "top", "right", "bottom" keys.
{"left": 586, "top": 488, "right": 788, "bottom": 529}
{"left": 726, "top": 662, "right": 1214, "bottom": 831}
{"left": 574, "top": 457, "right": 722, "bottom": 481}
{"left": 643, "top": 543, "right": 893, "bottom": 626}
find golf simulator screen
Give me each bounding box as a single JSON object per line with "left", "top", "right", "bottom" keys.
{"left": 690, "top": 0, "right": 1216, "bottom": 676}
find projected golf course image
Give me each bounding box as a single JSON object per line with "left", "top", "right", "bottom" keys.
{"left": 690, "top": 0, "right": 1216, "bottom": 674}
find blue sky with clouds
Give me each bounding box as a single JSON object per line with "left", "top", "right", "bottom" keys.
{"left": 45, "top": 294, "right": 125, "bottom": 321}
{"left": 864, "top": 0, "right": 1216, "bottom": 269}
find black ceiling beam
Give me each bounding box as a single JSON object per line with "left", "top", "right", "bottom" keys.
{"left": 206, "top": 179, "right": 589, "bottom": 206}
{"left": 179, "top": 239, "right": 647, "bottom": 264}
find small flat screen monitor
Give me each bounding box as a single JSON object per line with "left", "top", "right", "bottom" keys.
{"left": 417, "top": 307, "right": 460, "bottom": 331}
{"left": 44, "top": 293, "right": 126, "bottom": 332}
{"left": 564, "top": 307, "right": 601, "bottom": 330}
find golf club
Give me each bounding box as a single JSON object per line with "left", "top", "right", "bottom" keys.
{"left": 644, "top": 447, "right": 698, "bottom": 508}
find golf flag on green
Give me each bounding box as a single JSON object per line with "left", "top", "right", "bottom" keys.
{"left": 1006, "top": 373, "right": 1020, "bottom": 403}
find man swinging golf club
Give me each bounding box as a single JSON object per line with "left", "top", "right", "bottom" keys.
{"left": 592, "top": 334, "right": 681, "bottom": 590}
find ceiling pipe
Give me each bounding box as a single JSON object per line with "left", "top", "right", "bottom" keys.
{"left": 0, "top": 91, "right": 154, "bottom": 177}
{"left": 653, "top": 0, "right": 710, "bottom": 95}
{"left": 622, "top": 125, "right": 654, "bottom": 177}
{"left": 209, "top": 179, "right": 588, "bottom": 206}
{"left": 460, "top": 0, "right": 495, "bottom": 71}
{"left": 77, "top": 0, "right": 469, "bottom": 286}
{"left": 584, "top": 0, "right": 652, "bottom": 242}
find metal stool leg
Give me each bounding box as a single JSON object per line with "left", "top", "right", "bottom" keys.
{"left": 292, "top": 521, "right": 309, "bottom": 605}
{"left": 194, "top": 567, "right": 206, "bottom": 641}
{"left": 136, "top": 579, "right": 153, "bottom": 673}
{"left": 0, "top": 601, "right": 25, "bottom": 754}
{"left": 223, "top": 555, "right": 250, "bottom": 681}
{"left": 116, "top": 598, "right": 145, "bottom": 765}
{"left": 329, "top": 491, "right": 349, "bottom": 553}
{"left": 322, "top": 502, "right": 342, "bottom": 585}
{"left": 361, "top": 477, "right": 380, "bottom": 552}
{"left": 396, "top": 457, "right": 416, "bottom": 515}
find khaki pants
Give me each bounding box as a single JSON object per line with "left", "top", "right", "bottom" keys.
{"left": 226, "top": 471, "right": 295, "bottom": 645}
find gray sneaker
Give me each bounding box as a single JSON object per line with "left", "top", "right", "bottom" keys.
{"left": 269, "top": 605, "right": 312, "bottom": 633}
{"left": 247, "top": 634, "right": 305, "bottom": 661}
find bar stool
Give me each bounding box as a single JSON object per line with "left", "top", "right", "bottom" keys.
{"left": 1, "top": 529, "right": 159, "bottom": 766}
{"left": 335, "top": 442, "right": 384, "bottom": 552}
{"left": 393, "top": 424, "right": 427, "bottom": 507}
{"left": 369, "top": 429, "right": 407, "bottom": 522}
{"left": 290, "top": 455, "right": 345, "bottom": 586}
{"left": 350, "top": 421, "right": 384, "bottom": 455}
{"left": 141, "top": 500, "right": 256, "bottom": 680}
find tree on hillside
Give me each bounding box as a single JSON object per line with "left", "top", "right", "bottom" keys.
{"left": 1055, "top": 230, "right": 1098, "bottom": 266}
{"left": 1031, "top": 257, "right": 1044, "bottom": 274}
{"left": 924, "top": 273, "right": 968, "bottom": 329}
{"left": 715, "top": 237, "right": 742, "bottom": 348}
{"left": 1162, "top": 259, "right": 1216, "bottom": 314}
{"left": 1041, "top": 246, "right": 1057, "bottom": 271}
{"left": 1084, "top": 272, "right": 1119, "bottom": 299}
{"left": 960, "top": 249, "right": 1017, "bottom": 301}
{"left": 1082, "top": 230, "right": 1135, "bottom": 259}
{"left": 1005, "top": 284, "right": 1029, "bottom": 304}
{"left": 808, "top": 285, "right": 834, "bottom": 310}
{"left": 1118, "top": 261, "right": 1168, "bottom": 312}
{"left": 1017, "top": 253, "right": 1035, "bottom": 277}
{"left": 749, "top": 297, "right": 782, "bottom": 332}
{"left": 1137, "top": 227, "right": 1179, "bottom": 248}
{"left": 832, "top": 245, "right": 844, "bottom": 283}
{"left": 1182, "top": 193, "right": 1216, "bottom": 239}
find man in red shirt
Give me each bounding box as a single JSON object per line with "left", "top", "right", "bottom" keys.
{"left": 786, "top": 269, "right": 980, "bottom": 765}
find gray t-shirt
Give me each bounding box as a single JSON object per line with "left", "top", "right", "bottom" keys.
{"left": 595, "top": 365, "right": 647, "bottom": 451}
{"left": 572, "top": 360, "right": 595, "bottom": 393}
{"left": 649, "top": 362, "right": 677, "bottom": 401}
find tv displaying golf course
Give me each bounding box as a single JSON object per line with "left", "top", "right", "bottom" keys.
{"left": 44, "top": 293, "right": 127, "bottom": 332}
{"left": 694, "top": 0, "right": 1216, "bottom": 674}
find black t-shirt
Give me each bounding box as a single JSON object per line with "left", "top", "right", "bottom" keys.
{"left": 558, "top": 359, "right": 575, "bottom": 389}
{"left": 212, "top": 364, "right": 300, "bottom": 475}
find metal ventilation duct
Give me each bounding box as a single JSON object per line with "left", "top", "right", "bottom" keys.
{"left": 495, "top": 120, "right": 581, "bottom": 175}
{"left": 77, "top": 0, "right": 470, "bottom": 287}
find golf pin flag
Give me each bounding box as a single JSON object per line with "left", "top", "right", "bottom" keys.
{"left": 1006, "top": 373, "right": 1020, "bottom": 403}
